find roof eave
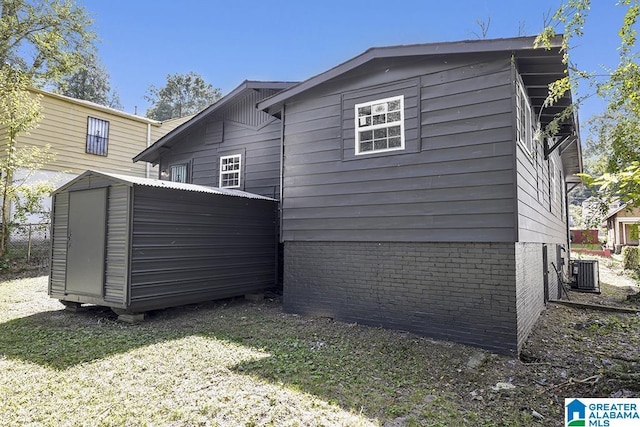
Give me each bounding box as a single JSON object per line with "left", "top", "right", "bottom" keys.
{"left": 133, "top": 80, "right": 298, "bottom": 164}
{"left": 54, "top": 169, "right": 277, "bottom": 201}
{"left": 604, "top": 203, "right": 628, "bottom": 220}
{"left": 258, "top": 35, "right": 564, "bottom": 113}
{"left": 133, "top": 80, "right": 253, "bottom": 163}
{"left": 32, "top": 88, "right": 163, "bottom": 125}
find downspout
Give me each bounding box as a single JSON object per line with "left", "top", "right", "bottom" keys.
{"left": 279, "top": 105, "right": 285, "bottom": 240}
{"left": 275, "top": 105, "right": 285, "bottom": 286}
{"left": 146, "top": 123, "right": 152, "bottom": 178}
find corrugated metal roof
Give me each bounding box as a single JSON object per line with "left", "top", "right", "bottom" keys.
{"left": 56, "top": 170, "right": 277, "bottom": 201}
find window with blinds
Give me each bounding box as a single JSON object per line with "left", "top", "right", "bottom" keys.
{"left": 170, "top": 163, "right": 189, "bottom": 183}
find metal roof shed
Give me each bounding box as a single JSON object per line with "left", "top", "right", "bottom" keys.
{"left": 49, "top": 170, "right": 277, "bottom": 320}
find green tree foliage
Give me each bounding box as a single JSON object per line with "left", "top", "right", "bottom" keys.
{"left": 145, "top": 72, "right": 222, "bottom": 120}
{"left": 622, "top": 246, "right": 640, "bottom": 270}
{"left": 0, "top": 0, "right": 93, "bottom": 257}
{"left": 0, "top": 67, "right": 54, "bottom": 256}
{"left": 55, "top": 55, "right": 123, "bottom": 110}
{"left": 581, "top": 162, "right": 640, "bottom": 206}
{"left": 538, "top": 1, "right": 640, "bottom": 208}
{"left": 0, "top": 0, "right": 95, "bottom": 85}
{"left": 584, "top": 109, "right": 640, "bottom": 175}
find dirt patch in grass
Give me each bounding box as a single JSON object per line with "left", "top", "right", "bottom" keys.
{"left": 0, "top": 258, "right": 639, "bottom": 426}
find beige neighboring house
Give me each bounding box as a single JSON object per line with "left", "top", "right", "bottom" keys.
{"left": 0, "top": 88, "right": 191, "bottom": 224}
{"left": 604, "top": 203, "right": 640, "bottom": 251}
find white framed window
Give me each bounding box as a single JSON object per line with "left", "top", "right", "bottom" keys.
{"left": 170, "top": 163, "right": 188, "bottom": 183}
{"left": 515, "top": 78, "right": 534, "bottom": 155}
{"left": 355, "top": 95, "right": 404, "bottom": 155}
{"left": 86, "top": 116, "right": 109, "bottom": 156}
{"left": 220, "top": 154, "right": 241, "bottom": 188}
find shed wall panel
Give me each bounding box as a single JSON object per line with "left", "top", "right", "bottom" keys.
{"left": 50, "top": 171, "right": 278, "bottom": 312}
{"left": 103, "top": 184, "right": 130, "bottom": 304}
{"left": 50, "top": 176, "right": 130, "bottom": 305}
{"left": 49, "top": 192, "right": 69, "bottom": 296}
{"left": 128, "top": 186, "right": 277, "bottom": 311}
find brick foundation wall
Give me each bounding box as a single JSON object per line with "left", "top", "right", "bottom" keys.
{"left": 515, "top": 243, "right": 546, "bottom": 351}
{"left": 284, "top": 241, "right": 519, "bottom": 354}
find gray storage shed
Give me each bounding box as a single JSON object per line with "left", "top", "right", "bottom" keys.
{"left": 49, "top": 170, "right": 277, "bottom": 319}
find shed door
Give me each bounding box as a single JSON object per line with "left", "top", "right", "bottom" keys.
{"left": 65, "top": 188, "right": 107, "bottom": 297}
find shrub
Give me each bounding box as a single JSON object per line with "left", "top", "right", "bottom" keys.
{"left": 622, "top": 246, "right": 640, "bottom": 270}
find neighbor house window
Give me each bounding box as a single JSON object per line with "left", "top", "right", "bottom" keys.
{"left": 515, "top": 78, "right": 534, "bottom": 155}
{"left": 86, "top": 117, "right": 109, "bottom": 156}
{"left": 355, "top": 95, "right": 404, "bottom": 155}
{"left": 220, "top": 154, "right": 241, "bottom": 188}
{"left": 170, "top": 163, "right": 188, "bottom": 183}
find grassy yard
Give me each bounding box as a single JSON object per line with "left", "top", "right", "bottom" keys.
{"left": 1, "top": 270, "right": 639, "bottom": 426}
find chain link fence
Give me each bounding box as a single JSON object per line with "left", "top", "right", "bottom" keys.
{"left": 7, "top": 223, "right": 50, "bottom": 267}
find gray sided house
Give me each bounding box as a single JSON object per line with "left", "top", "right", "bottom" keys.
{"left": 134, "top": 80, "right": 297, "bottom": 199}
{"left": 49, "top": 170, "right": 277, "bottom": 319}
{"left": 258, "top": 36, "right": 582, "bottom": 354}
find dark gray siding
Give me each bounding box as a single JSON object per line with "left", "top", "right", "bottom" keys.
{"left": 281, "top": 54, "right": 516, "bottom": 242}
{"left": 159, "top": 89, "right": 282, "bottom": 199}
{"left": 128, "top": 186, "right": 277, "bottom": 311}
{"left": 285, "top": 241, "right": 518, "bottom": 354}
{"left": 515, "top": 61, "right": 567, "bottom": 244}
{"left": 49, "top": 192, "right": 69, "bottom": 296}
{"left": 49, "top": 175, "right": 130, "bottom": 307}
{"left": 50, "top": 171, "right": 278, "bottom": 313}
{"left": 104, "top": 184, "right": 130, "bottom": 305}
{"left": 516, "top": 135, "right": 567, "bottom": 243}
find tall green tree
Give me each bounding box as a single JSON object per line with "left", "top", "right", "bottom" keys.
{"left": 537, "top": 1, "right": 640, "bottom": 207}
{"left": 0, "top": 66, "right": 54, "bottom": 255}
{"left": 0, "top": 0, "right": 95, "bottom": 257}
{"left": 145, "top": 72, "right": 222, "bottom": 120}
{"left": 56, "top": 55, "right": 123, "bottom": 109}
{"left": 0, "top": 0, "right": 95, "bottom": 85}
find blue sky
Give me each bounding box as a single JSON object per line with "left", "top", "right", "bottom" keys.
{"left": 78, "top": 0, "right": 624, "bottom": 132}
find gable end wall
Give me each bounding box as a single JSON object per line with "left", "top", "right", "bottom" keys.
{"left": 281, "top": 54, "right": 517, "bottom": 242}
